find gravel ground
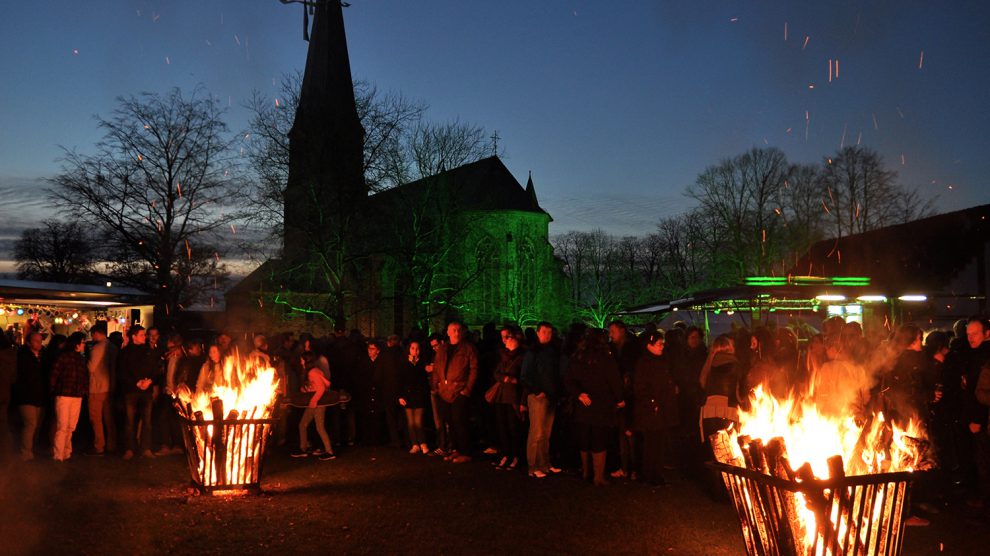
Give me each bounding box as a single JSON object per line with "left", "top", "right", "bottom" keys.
{"left": 0, "top": 446, "right": 985, "bottom": 555}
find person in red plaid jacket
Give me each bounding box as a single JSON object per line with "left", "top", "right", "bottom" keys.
{"left": 50, "top": 332, "right": 89, "bottom": 462}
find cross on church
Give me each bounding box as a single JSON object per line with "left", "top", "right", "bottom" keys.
{"left": 279, "top": 0, "right": 351, "bottom": 40}
{"left": 490, "top": 130, "right": 500, "bottom": 156}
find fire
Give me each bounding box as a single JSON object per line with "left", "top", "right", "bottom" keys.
{"left": 723, "top": 383, "right": 929, "bottom": 554}
{"left": 174, "top": 355, "right": 280, "bottom": 494}
{"left": 739, "top": 385, "right": 925, "bottom": 478}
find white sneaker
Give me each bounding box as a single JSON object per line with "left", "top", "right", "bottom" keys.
{"left": 409, "top": 445, "right": 421, "bottom": 454}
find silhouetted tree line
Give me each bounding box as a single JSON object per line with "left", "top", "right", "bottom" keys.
{"left": 553, "top": 146, "right": 935, "bottom": 319}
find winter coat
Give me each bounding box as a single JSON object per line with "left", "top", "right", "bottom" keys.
{"left": 492, "top": 346, "right": 525, "bottom": 406}
{"left": 399, "top": 357, "right": 431, "bottom": 409}
{"left": 117, "top": 343, "right": 162, "bottom": 394}
{"left": 13, "top": 347, "right": 47, "bottom": 406}
{"left": 521, "top": 341, "right": 561, "bottom": 401}
{"left": 565, "top": 353, "right": 623, "bottom": 427}
{"left": 431, "top": 341, "right": 479, "bottom": 403}
{"left": 633, "top": 352, "right": 679, "bottom": 431}
{"left": 50, "top": 350, "right": 89, "bottom": 398}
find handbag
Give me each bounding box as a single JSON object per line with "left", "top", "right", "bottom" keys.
{"left": 484, "top": 382, "right": 502, "bottom": 404}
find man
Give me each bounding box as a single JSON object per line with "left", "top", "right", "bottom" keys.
{"left": 154, "top": 333, "right": 185, "bottom": 455}
{"left": 248, "top": 334, "right": 272, "bottom": 369}
{"left": 50, "top": 332, "right": 89, "bottom": 462}
{"left": 426, "top": 333, "right": 450, "bottom": 456}
{"left": 13, "top": 332, "right": 46, "bottom": 461}
{"left": 964, "top": 317, "right": 990, "bottom": 507}
{"left": 430, "top": 322, "right": 478, "bottom": 463}
{"left": 608, "top": 320, "right": 641, "bottom": 479}
{"left": 0, "top": 333, "right": 16, "bottom": 462}
{"left": 521, "top": 322, "right": 561, "bottom": 478}
{"left": 87, "top": 322, "right": 117, "bottom": 455}
{"left": 377, "top": 334, "right": 406, "bottom": 448}
{"left": 117, "top": 325, "right": 162, "bottom": 459}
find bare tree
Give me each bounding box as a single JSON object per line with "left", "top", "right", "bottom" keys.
{"left": 49, "top": 88, "right": 236, "bottom": 325}
{"left": 14, "top": 220, "right": 99, "bottom": 283}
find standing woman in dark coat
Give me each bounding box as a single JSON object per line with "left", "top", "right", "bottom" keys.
{"left": 399, "top": 341, "right": 431, "bottom": 455}
{"left": 633, "top": 331, "right": 679, "bottom": 485}
{"left": 566, "top": 329, "right": 623, "bottom": 486}
{"left": 490, "top": 328, "right": 526, "bottom": 471}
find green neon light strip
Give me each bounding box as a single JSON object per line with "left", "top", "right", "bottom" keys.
{"left": 272, "top": 292, "right": 333, "bottom": 321}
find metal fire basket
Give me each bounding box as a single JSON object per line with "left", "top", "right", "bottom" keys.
{"left": 177, "top": 397, "right": 280, "bottom": 494}
{"left": 709, "top": 462, "right": 914, "bottom": 556}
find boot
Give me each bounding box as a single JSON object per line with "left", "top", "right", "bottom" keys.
{"left": 580, "top": 451, "right": 591, "bottom": 482}
{"left": 592, "top": 451, "right": 609, "bottom": 486}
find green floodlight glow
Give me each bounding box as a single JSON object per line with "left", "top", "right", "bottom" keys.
{"left": 744, "top": 275, "right": 871, "bottom": 287}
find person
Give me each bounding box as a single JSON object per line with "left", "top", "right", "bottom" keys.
{"left": 521, "top": 322, "right": 561, "bottom": 478}
{"left": 966, "top": 317, "right": 990, "bottom": 509}
{"left": 674, "top": 326, "right": 707, "bottom": 473}
{"left": 248, "top": 334, "right": 272, "bottom": 369}
{"left": 489, "top": 327, "right": 526, "bottom": 471}
{"left": 196, "top": 344, "right": 227, "bottom": 394}
{"left": 377, "top": 334, "right": 407, "bottom": 449}
{"left": 13, "top": 332, "right": 46, "bottom": 461}
{"left": 292, "top": 352, "right": 335, "bottom": 460}
{"left": 633, "top": 330, "right": 679, "bottom": 486}
{"left": 176, "top": 340, "right": 205, "bottom": 393}
{"left": 426, "top": 334, "right": 451, "bottom": 456}
{"left": 0, "top": 333, "right": 16, "bottom": 462}
{"left": 566, "top": 329, "right": 623, "bottom": 486}
{"left": 50, "top": 332, "right": 89, "bottom": 462}
{"left": 698, "top": 334, "right": 741, "bottom": 444}
{"left": 431, "top": 322, "right": 479, "bottom": 463}
{"left": 608, "top": 320, "right": 641, "bottom": 480}
{"left": 117, "top": 325, "right": 161, "bottom": 459}
{"left": 398, "top": 340, "right": 431, "bottom": 455}
{"left": 86, "top": 322, "right": 117, "bottom": 456}
{"left": 154, "top": 333, "right": 185, "bottom": 455}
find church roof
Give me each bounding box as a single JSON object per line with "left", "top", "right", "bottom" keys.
{"left": 369, "top": 156, "right": 550, "bottom": 218}
{"left": 789, "top": 203, "right": 990, "bottom": 294}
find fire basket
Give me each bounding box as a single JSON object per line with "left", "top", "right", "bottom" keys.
{"left": 176, "top": 396, "right": 280, "bottom": 494}
{"left": 173, "top": 356, "right": 282, "bottom": 495}
{"left": 709, "top": 459, "right": 913, "bottom": 556}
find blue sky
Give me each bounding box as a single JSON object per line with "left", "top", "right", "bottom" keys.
{"left": 1, "top": 0, "right": 988, "bottom": 266}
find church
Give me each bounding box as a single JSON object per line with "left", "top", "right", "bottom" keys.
{"left": 225, "top": 1, "right": 570, "bottom": 335}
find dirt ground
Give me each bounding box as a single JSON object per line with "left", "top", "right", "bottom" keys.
{"left": 0, "top": 446, "right": 986, "bottom": 555}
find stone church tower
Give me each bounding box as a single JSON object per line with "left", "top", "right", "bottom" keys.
{"left": 282, "top": 0, "right": 366, "bottom": 260}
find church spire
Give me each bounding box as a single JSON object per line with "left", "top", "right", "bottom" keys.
{"left": 525, "top": 171, "right": 539, "bottom": 208}
{"left": 283, "top": 0, "right": 367, "bottom": 258}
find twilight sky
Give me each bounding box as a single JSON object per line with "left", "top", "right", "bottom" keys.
{"left": 1, "top": 1, "right": 989, "bottom": 272}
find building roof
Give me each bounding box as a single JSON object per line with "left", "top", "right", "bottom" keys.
{"left": 0, "top": 278, "right": 150, "bottom": 307}
{"left": 369, "top": 156, "right": 550, "bottom": 218}
{"left": 790, "top": 204, "right": 990, "bottom": 294}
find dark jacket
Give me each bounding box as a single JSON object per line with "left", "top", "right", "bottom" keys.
{"left": 399, "top": 357, "right": 431, "bottom": 409}
{"left": 117, "top": 343, "right": 162, "bottom": 394}
{"left": 492, "top": 346, "right": 526, "bottom": 406}
{"left": 633, "top": 352, "right": 679, "bottom": 431}
{"left": 704, "top": 352, "right": 741, "bottom": 407}
{"left": 565, "top": 353, "right": 623, "bottom": 426}
{"left": 176, "top": 353, "right": 206, "bottom": 392}
{"left": 431, "top": 341, "right": 479, "bottom": 403}
{"left": 0, "top": 346, "right": 16, "bottom": 406}
{"left": 50, "top": 350, "right": 89, "bottom": 398}
{"left": 376, "top": 345, "right": 405, "bottom": 403}
{"left": 521, "top": 341, "right": 561, "bottom": 401}
{"left": 13, "top": 346, "right": 47, "bottom": 406}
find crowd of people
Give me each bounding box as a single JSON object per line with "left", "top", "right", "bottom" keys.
{"left": 2, "top": 315, "right": 990, "bottom": 515}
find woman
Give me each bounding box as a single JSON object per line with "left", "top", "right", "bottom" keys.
{"left": 399, "top": 341, "right": 431, "bottom": 455}
{"left": 698, "top": 334, "right": 740, "bottom": 444}
{"left": 195, "top": 344, "right": 225, "bottom": 394}
{"left": 633, "top": 330, "right": 679, "bottom": 486}
{"left": 490, "top": 328, "right": 526, "bottom": 471}
{"left": 293, "top": 352, "right": 335, "bottom": 460}
{"left": 565, "top": 329, "right": 623, "bottom": 486}
{"left": 49, "top": 332, "right": 88, "bottom": 462}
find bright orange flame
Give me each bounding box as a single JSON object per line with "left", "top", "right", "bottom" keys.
{"left": 736, "top": 384, "right": 925, "bottom": 551}
{"left": 175, "top": 356, "right": 279, "bottom": 492}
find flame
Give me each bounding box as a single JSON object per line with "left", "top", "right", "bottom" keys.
{"left": 175, "top": 354, "right": 279, "bottom": 493}
{"left": 735, "top": 383, "right": 926, "bottom": 552}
